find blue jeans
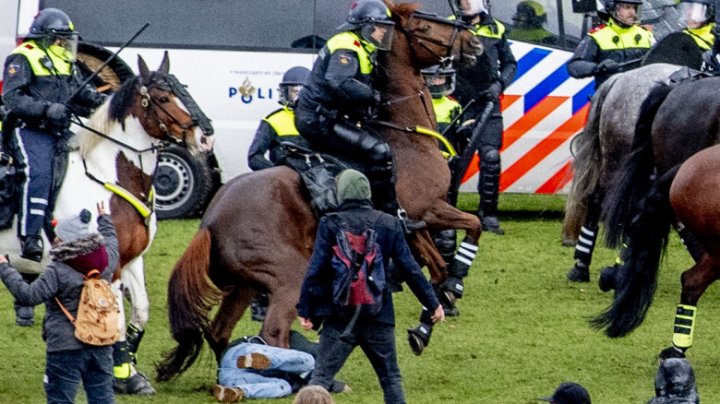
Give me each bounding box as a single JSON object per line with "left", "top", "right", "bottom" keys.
{"left": 218, "top": 343, "right": 314, "bottom": 399}
{"left": 45, "top": 347, "right": 114, "bottom": 404}
{"left": 310, "top": 321, "right": 405, "bottom": 404}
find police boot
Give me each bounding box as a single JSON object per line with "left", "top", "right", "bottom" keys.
{"left": 407, "top": 309, "right": 434, "bottom": 356}
{"left": 20, "top": 235, "right": 43, "bottom": 262}
{"left": 433, "top": 229, "right": 457, "bottom": 266}
{"left": 478, "top": 147, "right": 504, "bottom": 235}
{"left": 250, "top": 292, "right": 269, "bottom": 322}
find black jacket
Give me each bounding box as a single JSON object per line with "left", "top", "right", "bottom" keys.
{"left": 297, "top": 200, "right": 439, "bottom": 326}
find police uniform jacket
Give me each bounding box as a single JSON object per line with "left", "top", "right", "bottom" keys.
{"left": 2, "top": 40, "right": 103, "bottom": 129}
{"left": 296, "top": 31, "right": 377, "bottom": 122}
{"left": 567, "top": 18, "right": 653, "bottom": 87}
{"left": 247, "top": 106, "right": 310, "bottom": 171}
{"left": 684, "top": 22, "right": 715, "bottom": 51}
{"left": 432, "top": 95, "right": 461, "bottom": 134}
{"left": 452, "top": 13, "right": 517, "bottom": 116}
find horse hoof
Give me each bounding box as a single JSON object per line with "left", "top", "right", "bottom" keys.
{"left": 598, "top": 265, "right": 618, "bottom": 292}
{"left": 407, "top": 326, "right": 430, "bottom": 356}
{"left": 658, "top": 346, "right": 686, "bottom": 362}
{"left": 561, "top": 238, "right": 577, "bottom": 247}
{"left": 566, "top": 264, "right": 590, "bottom": 283}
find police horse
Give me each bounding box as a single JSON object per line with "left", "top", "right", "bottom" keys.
{"left": 155, "top": 2, "right": 484, "bottom": 381}
{"left": 562, "top": 63, "right": 681, "bottom": 275}
{"left": 592, "top": 76, "right": 720, "bottom": 360}
{"left": 0, "top": 52, "right": 213, "bottom": 387}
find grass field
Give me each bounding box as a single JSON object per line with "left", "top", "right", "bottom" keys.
{"left": 0, "top": 193, "right": 717, "bottom": 403}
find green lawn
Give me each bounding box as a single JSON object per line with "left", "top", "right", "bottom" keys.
{"left": 0, "top": 193, "right": 716, "bottom": 403}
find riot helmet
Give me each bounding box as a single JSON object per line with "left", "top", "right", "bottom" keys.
{"left": 26, "top": 8, "right": 79, "bottom": 58}
{"left": 679, "top": 0, "right": 714, "bottom": 28}
{"left": 339, "top": 0, "right": 395, "bottom": 51}
{"left": 512, "top": 1, "right": 548, "bottom": 29}
{"left": 278, "top": 66, "right": 310, "bottom": 107}
{"left": 599, "top": 0, "right": 643, "bottom": 27}
{"left": 454, "top": 0, "right": 490, "bottom": 18}
{"left": 421, "top": 65, "right": 456, "bottom": 98}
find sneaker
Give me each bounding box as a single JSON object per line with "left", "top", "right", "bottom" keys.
{"left": 236, "top": 352, "right": 271, "bottom": 370}
{"left": 566, "top": 263, "right": 590, "bottom": 283}
{"left": 245, "top": 335, "right": 267, "bottom": 345}
{"left": 213, "top": 384, "right": 244, "bottom": 403}
{"left": 481, "top": 215, "right": 504, "bottom": 235}
{"left": 20, "top": 236, "right": 43, "bottom": 262}
{"left": 113, "top": 372, "right": 156, "bottom": 395}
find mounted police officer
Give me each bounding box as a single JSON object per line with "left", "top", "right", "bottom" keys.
{"left": 248, "top": 66, "right": 311, "bottom": 171}
{"left": 451, "top": 0, "right": 517, "bottom": 235}
{"left": 509, "top": 0, "right": 558, "bottom": 46}
{"left": 2, "top": 8, "right": 104, "bottom": 263}
{"left": 2, "top": 8, "right": 105, "bottom": 328}
{"left": 566, "top": 0, "right": 654, "bottom": 89}
{"left": 680, "top": 0, "right": 715, "bottom": 51}
{"left": 294, "top": 0, "right": 422, "bottom": 230}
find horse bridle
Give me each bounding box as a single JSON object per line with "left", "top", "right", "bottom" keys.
{"left": 138, "top": 75, "right": 195, "bottom": 145}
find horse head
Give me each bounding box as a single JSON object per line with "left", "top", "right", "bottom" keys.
{"left": 388, "top": 2, "right": 481, "bottom": 70}
{"left": 131, "top": 52, "right": 214, "bottom": 154}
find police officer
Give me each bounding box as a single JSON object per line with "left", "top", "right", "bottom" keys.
{"left": 566, "top": 0, "right": 654, "bottom": 90}
{"left": 294, "top": 0, "right": 422, "bottom": 230}
{"left": 680, "top": 0, "right": 715, "bottom": 51}
{"left": 509, "top": 0, "right": 558, "bottom": 46}
{"left": 247, "top": 66, "right": 311, "bottom": 171}
{"left": 2, "top": 8, "right": 105, "bottom": 328}
{"left": 2, "top": 8, "right": 104, "bottom": 263}
{"left": 451, "top": 0, "right": 517, "bottom": 235}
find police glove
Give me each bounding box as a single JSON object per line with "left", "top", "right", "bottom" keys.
{"left": 373, "top": 90, "right": 383, "bottom": 105}
{"left": 594, "top": 59, "right": 620, "bottom": 75}
{"left": 45, "top": 103, "right": 69, "bottom": 124}
{"left": 480, "top": 81, "right": 502, "bottom": 101}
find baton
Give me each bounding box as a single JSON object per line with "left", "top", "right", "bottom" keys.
{"left": 442, "top": 98, "right": 476, "bottom": 138}
{"left": 449, "top": 100, "right": 495, "bottom": 194}
{"left": 64, "top": 22, "right": 150, "bottom": 104}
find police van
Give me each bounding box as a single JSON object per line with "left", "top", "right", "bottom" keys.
{"left": 2, "top": 0, "right": 600, "bottom": 218}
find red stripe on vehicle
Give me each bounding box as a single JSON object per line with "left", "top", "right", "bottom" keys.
{"left": 500, "top": 94, "right": 521, "bottom": 112}
{"left": 535, "top": 161, "right": 573, "bottom": 194}
{"left": 500, "top": 103, "right": 589, "bottom": 191}
{"left": 501, "top": 96, "right": 566, "bottom": 151}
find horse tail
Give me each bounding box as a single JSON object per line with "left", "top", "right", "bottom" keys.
{"left": 591, "top": 170, "right": 674, "bottom": 337}
{"left": 155, "top": 229, "right": 221, "bottom": 381}
{"left": 563, "top": 75, "right": 618, "bottom": 242}
{"left": 602, "top": 82, "right": 673, "bottom": 248}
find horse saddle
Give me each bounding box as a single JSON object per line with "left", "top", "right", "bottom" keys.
{"left": 281, "top": 141, "right": 349, "bottom": 216}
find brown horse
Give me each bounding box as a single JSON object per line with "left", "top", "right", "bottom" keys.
{"left": 1, "top": 52, "right": 213, "bottom": 389}
{"left": 155, "top": 2, "right": 483, "bottom": 381}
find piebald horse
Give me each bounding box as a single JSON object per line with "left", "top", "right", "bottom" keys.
{"left": 156, "top": 2, "right": 483, "bottom": 381}
{"left": 0, "top": 52, "right": 213, "bottom": 379}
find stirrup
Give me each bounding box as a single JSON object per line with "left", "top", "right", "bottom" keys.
{"left": 397, "top": 208, "right": 425, "bottom": 233}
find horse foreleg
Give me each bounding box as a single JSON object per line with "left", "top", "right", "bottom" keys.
{"left": 660, "top": 254, "right": 720, "bottom": 360}
{"left": 567, "top": 190, "right": 602, "bottom": 283}
{"left": 206, "top": 285, "right": 254, "bottom": 362}
{"left": 261, "top": 284, "right": 302, "bottom": 349}
{"left": 120, "top": 258, "right": 150, "bottom": 362}
{"left": 409, "top": 229, "right": 446, "bottom": 283}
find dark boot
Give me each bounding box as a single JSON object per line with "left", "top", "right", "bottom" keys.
{"left": 20, "top": 235, "right": 43, "bottom": 262}
{"left": 250, "top": 293, "right": 269, "bottom": 322}
{"left": 113, "top": 341, "right": 156, "bottom": 395}
{"left": 478, "top": 146, "right": 503, "bottom": 235}
{"left": 480, "top": 214, "right": 504, "bottom": 235}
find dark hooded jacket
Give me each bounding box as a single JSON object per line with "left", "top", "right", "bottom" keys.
{"left": 647, "top": 358, "right": 700, "bottom": 404}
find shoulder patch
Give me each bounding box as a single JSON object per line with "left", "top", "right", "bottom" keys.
{"left": 353, "top": 40, "right": 361, "bottom": 48}
{"left": 24, "top": 43, "right": 34, "bottom": 49}
{"left": 6, "top": 64, "right": 19, "bottom": 76}
{"left": 589, "top": 24, "right": 606, "bottom": 34}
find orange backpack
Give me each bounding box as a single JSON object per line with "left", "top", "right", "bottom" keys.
{"left": 56, "top": 269, "right": 120, "bottom": 346}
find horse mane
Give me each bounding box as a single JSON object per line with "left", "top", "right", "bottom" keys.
{"left": 76, "top": 75, "right": 140, "bottom": 158}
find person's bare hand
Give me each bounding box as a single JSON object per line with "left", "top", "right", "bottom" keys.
{"left": 431, "top": 304, "right": 445, "bottom": 323}
{"left": 97, "top": 201, "right": 106, "bottom": 216}
{"left": 299, "top": 317, "right": 314, "bottom": 330}
{"left": 0, "top": 254, "right": 7, "bottom": 265}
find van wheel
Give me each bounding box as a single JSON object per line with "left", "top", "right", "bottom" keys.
{"left": 154, "top": 146, "right": 214, "bottom": 219}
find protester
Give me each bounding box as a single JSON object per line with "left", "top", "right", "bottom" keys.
{"left": 293, "top": 385, "right": 335, "bottom": 404}
{"left": 297, "top": 169, "right": 443, "bottom": 404}
{"left": 0, "top": 202, "right": 118, "bottom": 404}
{"left": 538, "top": 381, "right": 592, "bottom": 404}
{"left": 647, "top": 358, "right": 699, "bottom": 404}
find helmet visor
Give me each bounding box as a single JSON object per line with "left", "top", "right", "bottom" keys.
{"left": 680, "top": 3, "right": 710, "bottom": 25}
{"left": 360, "top": 21, "right": 395, "bottom": 50}
{"left": 423, "top": 71, "right": 456, "bottom": 97}
{"left": 457, "top": 0, "right": 488, "bottom": 16}
{"left": 279, "top": 84, "right": 303, "bottom": 106}
{"left": 47, "top": 33, "right": 78, "bottom": 60}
